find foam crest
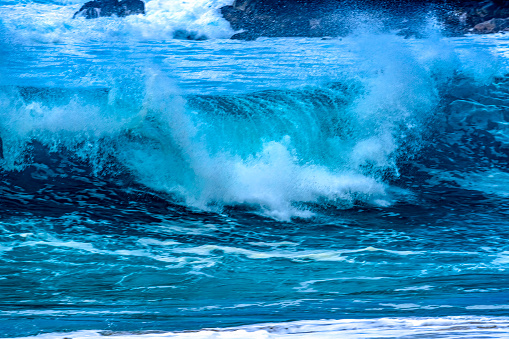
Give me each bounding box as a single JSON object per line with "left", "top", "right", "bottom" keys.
{"left": 140, "top": 0, "right": 233, "bottom": 39}
{"left": 114, "top": 72, "right": 400, "bottom": 220}
{"left": 0, "top": 85, "right": 136, "bottom": 170}
{"left": 0, "top": 0, "right": 233, "bottom": 43}
{"left": 131, "top": 35, "right": 453, "bottom": 219}
{"left": 2, "top": 32, "right": 493, "bottom": 219}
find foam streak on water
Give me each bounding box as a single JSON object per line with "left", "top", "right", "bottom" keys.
{"left": 13, "top": 317, "right": 509, "bottom": 339}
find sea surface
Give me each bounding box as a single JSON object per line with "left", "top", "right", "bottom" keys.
{"left": 1, "top": 0, "right": 509, "bottom": 338}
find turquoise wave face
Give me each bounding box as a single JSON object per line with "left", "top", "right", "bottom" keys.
{"left": 1, "top": 11, "right": 509, "bottom": 338}
{"left": 1, "top": 34, "right": 506, "bottom": 218}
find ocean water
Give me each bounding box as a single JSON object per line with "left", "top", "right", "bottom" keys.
{"left": 1, "top": 0, "right": 509, "bottom": 338}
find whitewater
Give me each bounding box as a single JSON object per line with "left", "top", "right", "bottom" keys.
{"left": 1, "top": 0, "right": 509, "bottom": 338}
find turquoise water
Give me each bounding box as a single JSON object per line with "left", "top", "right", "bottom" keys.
{"left": 1, "top": 1, "right": 509, "bottom": 337}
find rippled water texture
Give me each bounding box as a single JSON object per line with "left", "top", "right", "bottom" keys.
{"left": 1, "top": 1, "right": 509, "bottom": 337}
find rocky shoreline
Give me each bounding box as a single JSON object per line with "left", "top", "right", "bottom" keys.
{"left": 220, "top": 0, "right": 509, "bottom": 39}
{"left": 70, "top": 0, "right": 509, "bottom": 39}
{"left": 73, "top": 0, "right": 144, "bottom": 19}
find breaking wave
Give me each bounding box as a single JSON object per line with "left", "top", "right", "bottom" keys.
{"left": 1, "top": 33, "right": 508, "bottom": 220}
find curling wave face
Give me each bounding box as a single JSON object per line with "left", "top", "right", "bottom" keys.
{"left": 1, "top": 34, "right": 508, "bottom": 219}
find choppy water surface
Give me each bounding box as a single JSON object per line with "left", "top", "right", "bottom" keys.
{"left": 1, "top": 1, "right": 509, "bottom": 337}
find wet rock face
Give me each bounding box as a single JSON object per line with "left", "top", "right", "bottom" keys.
{"left": 458, "top": 0, "right": 509, "bottom": 26}
{"left": 441, "top": 0, "right": 509, "bottom": 34}
{"left": 117, "top": 0, "right": 145, "bottom": 17}
{"left": 221, "top": 0, "right": 509, "bottom": 39}
{"left": 221, "top": 0, "right": 351, "bottom": 39}
{"left": 220, "top": 0, "right": 442, "bottom": 39}
{"left": 472, "top": 18, "right": 509, "bottom": 33}
{"left": 73, "top": 0, "right": 145, "bottom": 19}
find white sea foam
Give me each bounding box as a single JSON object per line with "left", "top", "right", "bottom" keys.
{"left": 115, "top": 31, "right": 450, "bottom": 220}
{"left": 0, "top": 0, "right": 234, "bottom": 43}
{"left": 0, "top": 30, "right": 452, "bottom": 220}
{"left": 13, "top": 317, "right": 509, "bottom": 339}
{"left": 12, "top": 227, "right": 426, "bottom": 265}
{"left": 110, "top": 71, "right": 402, "bottom": 220}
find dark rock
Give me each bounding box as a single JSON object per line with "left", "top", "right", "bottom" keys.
{"left": 118, "top": 0, "right": 145, "bottom": 17}
{"left": 220, "top": 0, "right": 509, "bottom": 39}
{"left": 73, "top": 0, "right": 118, "bottom": 19}
{"left": 173, "top": 29, "right": 208, "bottom": 40}
{"left": 396, "top": 27, "right": 425, "bottom": 39}
{"left": 220, "top": 1, "right": 349, "bottom": 39}
{"left": 221, "top": 0, "right": 441, "bottom": 39}
{"left": 73, "top": 0, "right": 144, "bottom": 19}
{"left": 220, "top": 5, "right": 249, "bottom": 32}
{"left": 472, "top": 17, "right": 509, "bottom": 33}
{"left": 448, "top": 0, "right": 509, "bottom": 31}
{"left": 230, "top": 31, "right": 260, "bottom": 40}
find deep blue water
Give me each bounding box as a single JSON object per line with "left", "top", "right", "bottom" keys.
{"left": 1, "top": 1, "right": 509, "bottom": 338}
